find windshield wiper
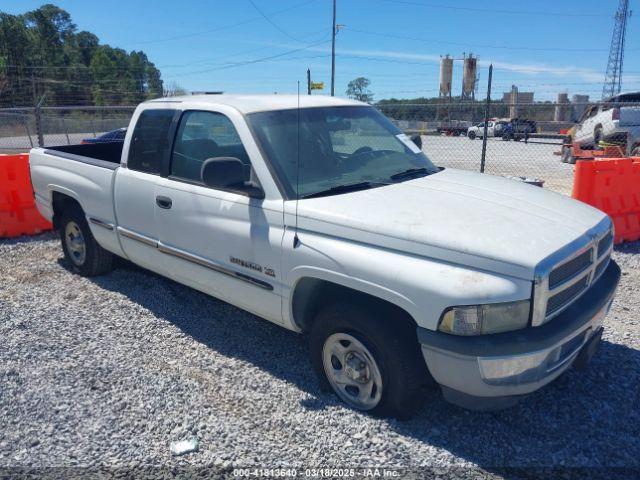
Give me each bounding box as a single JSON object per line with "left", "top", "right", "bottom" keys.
{"left": 390, "top": 167, "right": 431, "bottom": 181}
{"left": 302, "top": 181, "right": 385, "bottom": 199}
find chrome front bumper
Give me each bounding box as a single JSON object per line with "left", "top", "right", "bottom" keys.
{"left": 417, "top": 261, "right": 620, "bottom": 410}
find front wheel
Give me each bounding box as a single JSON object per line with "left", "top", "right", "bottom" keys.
{"left": 468, "top": 131, "right": 476, "bottom": 140}
{"left": 308, "top": 302, "right": 430, "bottom": 419}
{"left": 59, "top": 206, "right": 114, "bottom": 276}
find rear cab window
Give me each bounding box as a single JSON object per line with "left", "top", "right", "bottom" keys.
{"left": 128, "top": 109, "right": 175, "bottom": 174}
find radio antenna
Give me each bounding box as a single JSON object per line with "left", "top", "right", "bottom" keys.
{"left": 293, "top": 81, "right": 301, "bottom": 248}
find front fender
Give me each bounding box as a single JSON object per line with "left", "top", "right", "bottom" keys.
{"left": 282, "top": 230, "right": 532, "bottom": 331}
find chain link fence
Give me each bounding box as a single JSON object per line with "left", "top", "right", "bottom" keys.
{"left": 2, "top": 100, "right": 639, "bottom": 197}
{"left": 381, "top": 99, "right": 640, "bottom": 196}
{"left": 0, "top": 106, "right": 135, "bottom": 153}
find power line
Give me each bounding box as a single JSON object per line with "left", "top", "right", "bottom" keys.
{"left": 132, "top": 0, "right": 317, "bottom": 45}
{"left": 376, "top": 0, "right": 607, "bottom": 18}
{"left": 337, "top": 53, "right": 440, "bottom": 67}
{"left": 344, "top": 27, "right": 639, "bottom": 53}
{"left": 165, "top": 39, "right": 331, "bottom": 79}
{"left": 248, "top": 0, "right": 302, "bottom": 42}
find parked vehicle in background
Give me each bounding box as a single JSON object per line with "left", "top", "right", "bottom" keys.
{"left": 437, "top": 120, "right": 472, "bottom": 136}
{"left": 510, "top": 118, "right": 537, "bottom": 135}
{"left": 492, "top": 120, "right": 509, "bottom": 137}
{"left": 467, "top": 120, "right": 509, "bottom": 140}
{"left": 563, "top": 92, "right": 640, "bottom": 162}
{"left": 30, "top": 94, "right": 620, "bottom": 418}
{"left": 467, "top": 121, "right": 494, "bottom": 139}
{"left": 81, "top": 128, "right": 127, "bottom": 144}
{"left": 468, "top": 119, "right": 522, "bottom": 140}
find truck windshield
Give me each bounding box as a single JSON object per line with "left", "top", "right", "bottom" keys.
{"left": 248, "top": 106, "right": 439, "bottom": 199}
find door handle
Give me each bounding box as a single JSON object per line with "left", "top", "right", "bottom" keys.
{"left": 156, "top": 196, "right": 172, "bottom": 209}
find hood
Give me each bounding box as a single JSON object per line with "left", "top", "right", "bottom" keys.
{"left": 294, "top": 168, "right": 608, "bottom": 280}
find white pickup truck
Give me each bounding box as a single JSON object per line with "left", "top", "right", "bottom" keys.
{"left": 563, "top": 91, "right": 640, "bottom": 162}
{"left": 30, "top": 95, "right": 620, "bottom": 418}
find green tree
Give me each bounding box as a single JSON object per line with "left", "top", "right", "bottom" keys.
{"left": 346, "top": 77, "right": 373, "bottom": 103}
{"left": 0, "top": 4, "right": 163, "bottom": 107}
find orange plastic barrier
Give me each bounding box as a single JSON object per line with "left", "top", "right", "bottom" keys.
{"left": 572, "top": 157, "right": 640, "bottom": 244}
{"left": 0, "top": 153, "right": 52, "bottom": 238}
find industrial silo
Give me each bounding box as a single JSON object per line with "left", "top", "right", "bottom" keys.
{"left": 462, "top": 54, "right": 477, "bottom": 99}
{"left": 555, "top": 93, "right": 569, "bottom": 122}
{"left": 439, "top": 55, "right": 453, "bottom": 98}
{"left": 571, "top": 94, "right": 590, "bottom": 121}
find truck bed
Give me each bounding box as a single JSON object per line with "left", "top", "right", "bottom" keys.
{"left": 29, "top": 144, "right": 122, "bottom": 255}
{"left": 44, "top": 141, "right": 124, "bottom": 169}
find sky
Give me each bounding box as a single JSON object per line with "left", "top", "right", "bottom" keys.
{"left": 3, "top": 0, "right": 640, "bottom": 101}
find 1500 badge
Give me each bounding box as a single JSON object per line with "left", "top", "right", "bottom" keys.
{"left": 230, "top": 257, "right": 276, "bottom": 277}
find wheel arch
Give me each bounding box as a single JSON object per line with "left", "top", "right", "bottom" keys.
{"left": 290, "top": 276, "right": 419, "bottom": 335}
{"left": 51, "top": 190, "right": 83, "bottom": 230}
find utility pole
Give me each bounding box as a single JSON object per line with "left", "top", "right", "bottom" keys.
{"left": 307, "top": 68, "right": 311, "bottom": 95}
{"left": 330, "top": 0, "right": 336, "bottom": 96}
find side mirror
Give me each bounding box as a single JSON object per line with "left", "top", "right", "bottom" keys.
{"left": 201, "top": 157, "right": 264, "bottom": 198}
{"left": 410, "top": 134, "right": 422, "bottom": 149}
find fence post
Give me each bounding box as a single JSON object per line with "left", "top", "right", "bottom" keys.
{"left": 62, "top": 116, "right": 70, "bottom": 145}
{"left": 23, "top": 116, "right": 34, "bottom": 148}
{"left": 480, "top": 64, "right": 493, "bottom": 173}
{"left": 34, "top": 105, "right": 44, "bottom": 147}
{"left": 31, "top": 73, "right": 45, "bottom": 147}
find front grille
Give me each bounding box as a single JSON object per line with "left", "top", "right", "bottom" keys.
{"left": 546, "top": 275, "right": 590, "bottom": 316}
{"left": 548, "top": 249, "right": 592, "bottom": 289}
{"left": 594, "top": 256, "right": 610, "bottom": 279}
{"left": 597, "top": 231, "right": 613, "bottom": 257}
{"left": 535, "top": 224, "right": 614, "bottom": 326}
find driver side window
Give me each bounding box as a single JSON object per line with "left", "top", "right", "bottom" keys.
{"left": 170, "top": 111, "right": 250, "bottom": 184}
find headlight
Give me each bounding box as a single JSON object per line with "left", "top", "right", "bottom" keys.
{"left": 439, "top": 300, "right": 530, "bottom": 336}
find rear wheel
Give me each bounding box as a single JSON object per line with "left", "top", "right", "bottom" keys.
{"left": 594, "top": 127, "right": 603, "bottom": 148}
{"left": 561, "top": 145, "right": 574, "bottom": 164}
{"left": 59, "top": 206, "right": 113, "bottom": 276}
{"left": 631, "top": 145, "right": 640, "bottom": 157}
{"left": 308, "top": 302, "right": 430, "bottom": 419}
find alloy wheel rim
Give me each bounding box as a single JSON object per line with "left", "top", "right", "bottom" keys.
{"left": 322, "top": 332, "right": 383, "bottom": 410}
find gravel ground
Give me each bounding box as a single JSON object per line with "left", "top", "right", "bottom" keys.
{"left": 1, "top": 233, "right": 639, "bottom": 478}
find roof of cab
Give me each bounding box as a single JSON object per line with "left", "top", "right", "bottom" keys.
{"left": 145, "top": 94, "right": 365, "bottom": 114}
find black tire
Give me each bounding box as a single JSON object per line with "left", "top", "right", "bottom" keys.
{"left": 59, "top": 205, "right": 113, "bottom": 276}
{"left": 631, "top": 145, "right": 640, "bottom": 157}
{"left": 561, "top": 145, "right": 574, "bottom": 164}
{"left": 468, "top": 131, "right": 476, "bottom": 140}
{"left": 308, "top": 302, "right": 430, "bottom": 419}
{"left": 594, "top": 127, "right": 603, "bottom": 148}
